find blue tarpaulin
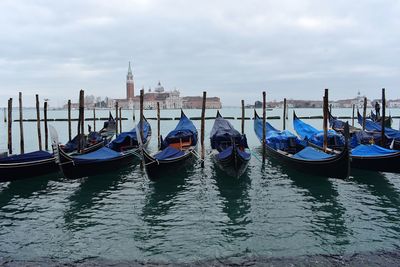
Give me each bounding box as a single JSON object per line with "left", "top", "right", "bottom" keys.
{"left": 162, "top": 112, "right": 197, "bottom": 148}
{"left": 216, "top": 146, "right": 251, "bottom": 161}
{"left": 292, "top": 147, "right": 335, "bottom": 160}
{"left": 108, "top": 120, "right": 150, "bottom": 151}
{"left": 210, "top": 113, "right": 248, "bottom": 150}
{"left": 154, "top": 146, "right": 184, "bottom": 160}
{"left": 351, "top": 144, "right": 399, "bottom": 157}
{"left": 294, "top": 114, "right": 345, "bottom": 148}
{"left": 254, "top": 113, "right": 301, "bottom": 150}
{"left": 358, "top": 112, "right": 400, "bottom": 139}
{"left": 0, "top": 151, "right": 53, "bottom": 163}
{"left": 73, "top": 147, "right": 121, "bottom": 162}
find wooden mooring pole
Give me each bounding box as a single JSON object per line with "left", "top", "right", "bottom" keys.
{"left": 77, "top": 90, "right": 84, "bottom": 152}
{"left": 44, "top": 101, "right": 48, "bottom": 151}
{"left": 201, "top": 91, "right": 206, "bottom": 167}
{"left": 241, "top": 100, "right": 245, "bottom": 134}
{"left": 119, "top": 107, "right": 122, "bottom": 133}
{"left": 19, "top": 92, "right": 24, "bottom": 154}
{"left": 157, "top": 102, "right": 160, "bottom": 149}
{"left": 323, "top": 89, "right": 328, "bottom": 151}
{"left": 362, "top": 97, "right": 367, "bottom": 131}
{"left": 7, "top": 98, "right": 12, "bottom": 155}
{"left": 262, "top": 91, "right": 266, "bottom": 162}
{"left": 283, "top": 98, "right": 287, "bottom": 130}
{"left": 140, "top": 89, "right": 144, "bottom": 140}
{"left": 115, "top": 101, "right": 119, "bottom": 135}
{"left": 68, "top": 100, "right": 72, "bottom": 141}
{"left": 36, "top": 94, "right": 42, "bottom": 151}
{"left": 381, "top": 88, "right": 386, "bottom": 147}
{"left": 3, "top": 107, "right": 6, "bottom": 123}
{"left": 93, "top": 107, "right": 96, "bottom": 132}
{"left": 352, "top": 104, "right": 355, "bottom": 127}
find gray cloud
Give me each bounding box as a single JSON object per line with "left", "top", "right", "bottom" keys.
{"left": 1, "top": 0, "right": 400, "bottom": 107}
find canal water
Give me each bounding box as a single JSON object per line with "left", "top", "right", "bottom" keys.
{"left": 1, "top": 107, "right": 400, "bottom": 265}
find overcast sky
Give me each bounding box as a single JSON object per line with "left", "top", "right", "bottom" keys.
{"left": 1, "top": 0, "right": 399, "bottom": 107}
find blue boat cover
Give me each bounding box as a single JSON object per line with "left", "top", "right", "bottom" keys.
{"left": 294, "top": 115, "right": 345, "bottom": 147}
{"left": 217, "top": 146, "right": 251, "bottom": 161}
{"left": 351, "top": 144, "right": 399, "bottom": 157}
{"left": 0, "top": 150, "right": 53, "bottom": 163}
{"left": 88, "top": 131, "right": 103, "bottom": 143}
{"left": 109, "top": 120, "right": 150, "bottom": 151}
{"left": 358, "top": 112, "right": 400, "bottom": 139}
{"left": 73, "top": 147, "right": 121, "bottom": 162}
{"left": 292, "top": 147, "right": 335, "bottom": 160}
{"left": 154, "top": 146, "right": 185, "bottom": 160}
{"left": 210, "top": 113, "right": 248, "bottom": 149}
{"left": 162, "top": 112, "right": 198, "bottom": 148}
{"left": 254, "top": 113, "right": 302, "bottom": 150}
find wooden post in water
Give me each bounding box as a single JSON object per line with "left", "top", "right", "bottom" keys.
{"left": 119, "top": 107, "right": 122, "bottom": 132}
{"left": 262, "top": 91, "right": 266, "bottom": 162}
{"left": 329, "top": 104, "right": 332, "bottom": 113}
{"left": 3, "top": 107, "right": 6, "bottom": 123}
{"left": 93, "top": 107, "right": 96, "bottom": 131}
{"left": 44, "top": 101, "right": 48, "bottom": 151}
{"left": 381, "top": 88, "right": 386, "bottom": 147}
{"left": 241, "top": 100, "right": 245, "bottom": 134}
{"left": 283, "top": 98, "right": 287, "bottom": 130}
{"left": 323, "top": 89, "right": 328, "bottom": 151}
{"left": 352, "top": 104, "right": 355, "bottom": 127}
{"left": 140, "top": 89, "right": 144, "bottom": 140}
{"left": 77, "top": 90, "right": 85, "bottom": 152}
{"left": 115, "top": 101, "right": 119, "bottom": 135}
{"left": 19, "top": 92, "right": 24, "bottom": 154}
{"left": 362, "top": 97, "right": 367, "bottom": 131}
{"left": 68, "top": 100, "right": 72, "bottom": 141}
{"left": 36, "top": 94, "right": 42, "bottom": 151}
{"left": 7, "top": 98, "right": 12, "bottom": 155}
{"left": 201, "top": 91, "right": 206, "bottom": 167}
{"left": 80, "top": 90, "right": 84, "bottom": 138}
{"left": 157, "top": 101, "right": 160, "bottom": 149}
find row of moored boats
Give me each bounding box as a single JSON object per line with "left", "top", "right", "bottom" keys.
{"left": 1, "top": 108, "right": 400, "bottom": 181}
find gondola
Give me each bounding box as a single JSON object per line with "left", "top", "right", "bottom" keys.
{"left": 56, "top": 118, "right": 151, "bottom": 178}
{"left": 297, "top": 112, "right": 400, "bottom": 173}
{"left": 330, "top": 111, "right": 399, "bottom": 149}
{"left": 210, "top": 111, "right": 250, "bottom": 178}
{"left": 370, "top": 110, "right": 392, "bottom": 128}
{"left": 60, "top": 113, "right": 116, "bottom": 155}
{"left": 0, "top": 115, "right": 117, "bottom": 182}
{"left": 254, "top": 111, "right": 350, "bottom": 179}
{"left": 142, "top": 110, "right": 198, "bottom": 180}
{"left": 328, "top": 111, "right": 360, "bottom": 136}
{"left": 0, "top": 151, "right": 58, "bottom": 182}
{"left": 293, "top": 111, "right": 345, "bottom": 150}
{"left": 357, "top": 111, "right": 400, "bottom": 141}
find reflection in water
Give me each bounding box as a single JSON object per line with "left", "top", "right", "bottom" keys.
{"left": 352, "top": 170, "right": 400, "bottom": 226}
{"left": 213, "top": 164, "right": 252, "bottom": 240}
{"left": 63, "top": 166, "right": 135, "bottom": 231}
{"left": 268, "top": 158, "right": 350, "bottom": 249}
{"left": 0, "top": 174, "right": 57, "bottom": 210}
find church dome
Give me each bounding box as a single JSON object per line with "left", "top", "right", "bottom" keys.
{"left": 154, "top": 81, "right": 164, "bottom": 93}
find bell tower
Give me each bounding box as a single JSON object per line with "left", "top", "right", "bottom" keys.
{"left": 126, "top": 62, "right": 134, "bottom": 99}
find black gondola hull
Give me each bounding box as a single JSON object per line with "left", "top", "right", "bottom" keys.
{"left": 265, "top": 145, "right": 350, "bottom": 179}
{"left": 58, "top": 148, "right": 139, "bottom": 179}
{"left": 0, "top": 158, "right": 58, "bottom": 182}
{"left": 351, "top": 152, "right": 400, "bottom": 173}
{"left": 142, "top": 148, "right": 196, "bottom": 180}
{"left": 213, "top": 149, "right": 250, "bottom": 178}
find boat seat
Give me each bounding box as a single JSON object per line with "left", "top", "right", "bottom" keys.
{"left": 169, "top": 137, "right": 192, "bottom": 150}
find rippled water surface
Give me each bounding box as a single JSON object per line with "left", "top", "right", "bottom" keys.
{"left": 1, "top": 107, "right": 400, "bottom": 264}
